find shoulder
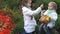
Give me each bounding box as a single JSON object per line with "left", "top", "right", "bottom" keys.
{"left": 22, "top": 6, "right": 28, "bottom": 11}
{"left": 22, "top": 6, "right": 27, "bottom": 9}
{"left": 52, "top": 11, "right": 58, "bottom": 16}
{"left": 51, "top": 11, "right": 58, "bottom": 19}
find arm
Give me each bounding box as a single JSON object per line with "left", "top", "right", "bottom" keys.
{"left": 23, "top": 7, "right": 42, "bottom": 16}
{"left": 50, "top": 13, "right": 58, "bottom": 21}
{"left": 22, "top": 4, "right": 43, "bottom": 16}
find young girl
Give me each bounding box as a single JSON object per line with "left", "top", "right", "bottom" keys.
{"left": 39, "top": 2, "right": 58, "bottom": 34}
{"left": 22, "top": 0, "right": 43, "bottom": 34}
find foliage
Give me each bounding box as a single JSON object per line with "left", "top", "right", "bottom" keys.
{"left": 0, "top": 0, "right": 60, "bottom": 34}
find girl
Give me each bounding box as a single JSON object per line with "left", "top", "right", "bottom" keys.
{"left": 22, "top": 0, "right": 43, "bottom": 34}
{"left": 39, "top": 2, "right": 58, "bottom": 34}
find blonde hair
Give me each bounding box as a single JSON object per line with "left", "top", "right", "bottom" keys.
{"left": 49, "top": 2, "right": 57, "bottom": 10}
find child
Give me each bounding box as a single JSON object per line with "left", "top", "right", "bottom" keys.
{"left": 22, "top": 0, "right": 43, "bottom": 34}
{"left": 39, "top": 2, "right": 58, "bottom": 34}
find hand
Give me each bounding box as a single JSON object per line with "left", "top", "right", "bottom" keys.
{"left": 42, "top": 10, "right": 46, "bottom": 13}
{"left": 40, "top": 4, "right": 44, "bottom": 9}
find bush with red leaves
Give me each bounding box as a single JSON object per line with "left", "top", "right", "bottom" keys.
{"left": 0, "top": 10, "right": 15, "bottom": 32}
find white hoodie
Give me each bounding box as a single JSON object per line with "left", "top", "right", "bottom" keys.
{"left": 22, "top": 6, "right": 42, "bottom": 33}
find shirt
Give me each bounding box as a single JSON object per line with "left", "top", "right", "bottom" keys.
{"left": 22, "top": 6, "right": 42, "bottom": 33}
{"left": 44, "top": 9, "right": 58, "bottom": 29}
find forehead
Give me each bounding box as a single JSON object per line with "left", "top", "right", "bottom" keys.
{"left": 48, "top": 3, "right": 53, "bottom": 6}
{"left": 27, "top": 0, "right": 32, "bottom": 2}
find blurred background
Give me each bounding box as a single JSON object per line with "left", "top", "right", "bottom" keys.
{"left": 0, "top": 0, "right": 60, "bottom": 34}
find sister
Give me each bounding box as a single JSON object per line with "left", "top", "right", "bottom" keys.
{"left": 22, "top": 0, "right": 43, "bottom": 34}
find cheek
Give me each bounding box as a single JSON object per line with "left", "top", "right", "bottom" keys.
{"left": 28, "top": 4, "right": 31, "bottom": 6}
{"left": 27, "top": 3, "right": 30, "bottom": 6}
{"left": 48, "top": 7, "right": 50, "bottom": 9}
{"left": 50, "top": 7, "right": 53, "bottom": 9}
{"left": 48, "top": 6, "right": 53, "bottom": 9}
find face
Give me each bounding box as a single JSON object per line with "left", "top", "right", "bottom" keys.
{"left": 25, "top": 0, "right": 32, "bottom": 7}
{"left": 48, "top": 3, "right": 54, "bottom": 10}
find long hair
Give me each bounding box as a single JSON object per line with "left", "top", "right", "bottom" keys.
{"left": 18, "top": 0, "right": 23, "bottom": 16}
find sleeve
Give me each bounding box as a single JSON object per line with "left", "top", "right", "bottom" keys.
{"left": 22, "top": 7, "right": 42, "bottom": 16}
{"left": 50, "top": 13, "right": 58, "bottom": 21}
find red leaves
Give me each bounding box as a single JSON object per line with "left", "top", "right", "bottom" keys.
{"left": 0, "top": 11, "right": 3, "bottom": 15}
{"left": 0, "top": 10, "right": 14, "bottom": 30}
